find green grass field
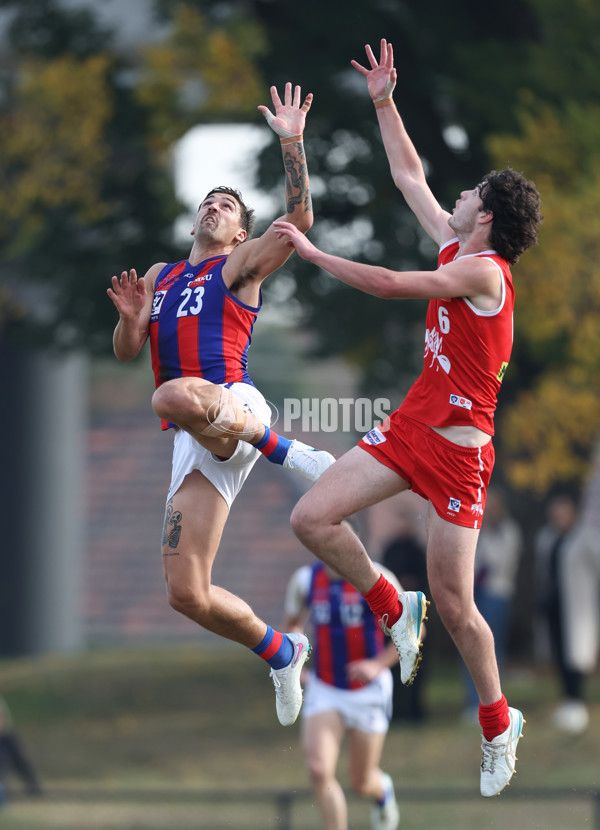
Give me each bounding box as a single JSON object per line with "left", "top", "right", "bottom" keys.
{"left": 0, "top": 646, "right": 598, "bottom": 829}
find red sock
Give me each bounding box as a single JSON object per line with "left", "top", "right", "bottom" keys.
{"left": 479, "top": 695, "right": 510, "bottom": 741}
{"left": 362, "top": 574, "right": 402, "bottom": 626}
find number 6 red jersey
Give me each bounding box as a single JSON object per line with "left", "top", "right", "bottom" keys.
{"left": 399, "top": 238, "right": 514, "bottom": 436}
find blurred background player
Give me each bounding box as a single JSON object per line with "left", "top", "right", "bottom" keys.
{"left": 107, "top": 82, "right": 334, "bottom": 727}
{"left": 380, "top": 507, "right": 429, "bottom": 723}
{"left": 283, "top": 522, "right": 401, "bottom": 830}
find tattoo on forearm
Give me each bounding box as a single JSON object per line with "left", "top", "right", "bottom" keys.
{"left": 162, "top": 500, "right": 182, "bottom": 555}
{"left": 283, "top": 146, "right": 312, "bottom": 214}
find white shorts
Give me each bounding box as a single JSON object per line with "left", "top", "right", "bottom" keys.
{"left": 167, "top": 382, "right": 272, "bottom": 509}
{"left": 302, "top": 669, "right": 393, "bottom": 734}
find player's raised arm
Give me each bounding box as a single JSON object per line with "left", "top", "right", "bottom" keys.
{"left": 258, "top": 82, "right": 314, "bottom": 232}
{"left": 230, "top": 82, "right": 315, "bottom": 280}
{"left": 351, "top": 38, "right": 451, "bottom": 246}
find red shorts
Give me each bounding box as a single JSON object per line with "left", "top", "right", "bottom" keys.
{"left": 359, "top": 411, "right": 494, "bottom": 529}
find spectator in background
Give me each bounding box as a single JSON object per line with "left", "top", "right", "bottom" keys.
{"left": 534, "top": 493, "right": 586, "bottom": 734}
{"left": 558, "top": 452, "right": 600, "bottom": 735}
{"left": 461, "top": 487, "right": 523, "bottom": 722}
{"left": 0, "top": 696, "right": 43, "bottom": 805}
{"left": 560, "top": 522, "right": 599, "bottom": 734}
{"left": 381, "top": 508, "right": 428, "bottom": 723}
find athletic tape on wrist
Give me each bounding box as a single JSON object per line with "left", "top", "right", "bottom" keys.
{"left": 280, "top": 134, "right": 303, "bottom": 145}
{"left": 373, "top": 78, "right": 396, "bottom": 106}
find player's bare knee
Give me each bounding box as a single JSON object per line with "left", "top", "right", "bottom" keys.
{"left": 152, "top": 380, "right": 191, "bottom": 422}
{"left": 435, "top": 592, "right": 471, "bottom": 637}
{"left": 153, "top": 378, "right": 220, "bottom": 427}
{"left": 290, "top": 498, "right": 319, "bottom": 544}
{"left": 291, "top": 498, "right": 334, "bottom": 549}
{"left": 167, "top": 583, "right": 209, "bottom": 619}
{"left": 306, "top": 759, "right": 328, "bottom": 789}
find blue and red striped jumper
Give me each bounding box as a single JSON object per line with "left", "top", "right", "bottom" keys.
{"left": 308, "top": 563, "right": 385, "bottom": 690}
{"left": 149, "top": 256, "right": 260, "bottom": 430}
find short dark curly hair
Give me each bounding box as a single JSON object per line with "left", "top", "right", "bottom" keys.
{"left": 478, "top": 169, "right": 542, "bottom": 264}
{"left": 200, "top": 186, "right": 256, "bottom": 238}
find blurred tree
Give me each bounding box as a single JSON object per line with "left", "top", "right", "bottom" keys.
{"left": 136, "top": 4, "right": 267, "bottom": 152}
{"left": 488, "top": 101, "right": 600, "bottom": 494}
{"left": 0, "top": 53, "right": 113, "bottom": 249}
{"left": 0, "top": 0, "right": 180, "bottom": 352}
{"left": 462, "top": 0, "right": 600, "bottom": 494}
{"left": 0, "top": 0, "right": 266, "bottom": 353}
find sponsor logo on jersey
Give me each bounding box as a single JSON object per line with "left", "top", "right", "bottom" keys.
{"left": 449, "top": 393, "right": 472, "bottom": 410}
{"left": 151, "top": 290, "right": 167, "bottom": 321}
{"left": 447, "top": 498, "right": 461, "bottom": 513}
{"left": 363, "top": 427, "right": 387, "bottom": 445}
{"left": 189, "top": 273, "right": 212, "bottom": 288}
{"left": 425, "top": 326, "right": 451, "bottom": 374}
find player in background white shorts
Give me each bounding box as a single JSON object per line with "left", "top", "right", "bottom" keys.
{"left": 283, "top": 527, "right": 402, "bottom": 830}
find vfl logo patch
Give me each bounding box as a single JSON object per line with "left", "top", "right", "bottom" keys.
{"left": 447, "top": 498, "right": 461, "bottom": 513}
{"left": 449, "top": 394, "right": 472, "bottom": 410}
{"left": 151, "top": 290, "right": 167, "bottom": 321}
{"left": 363, "top": 428, "right": 387, "bottom": 446}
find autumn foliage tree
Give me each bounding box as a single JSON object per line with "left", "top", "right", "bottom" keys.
{"left": 0, "top": 0, "right": 266, "bottom": 352}
{"left": 488, "top": 102, "right": 600, "bottom": 494}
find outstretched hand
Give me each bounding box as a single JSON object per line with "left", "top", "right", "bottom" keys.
{"left": 273, "top": 220, "right": 319, "bottom": 261}
{"left": 107, "top": 269, "right": 147, "bottom": 318}
{"left": 258, "top": 82, "right": 313, "bottom": 139}
{"left": 351, "top": 38, "right": 397, "bottom": 102}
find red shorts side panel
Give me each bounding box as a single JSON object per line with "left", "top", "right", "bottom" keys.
{"left": 359, "top": 412, "right": 494, "bottom": 529}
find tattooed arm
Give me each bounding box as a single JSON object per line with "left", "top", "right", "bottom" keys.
{"left": 222, "top": 82, "right": 314, "bottom": 292}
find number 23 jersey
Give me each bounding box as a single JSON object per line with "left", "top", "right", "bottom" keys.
{"left": 149, "top": 255, "right": 260, "bottom": 397}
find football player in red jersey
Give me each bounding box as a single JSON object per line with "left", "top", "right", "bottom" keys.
{"left": 107, "top": 82, "right": 335, "bottom": 727}
{"left": 273, "top": 39, "right": 542, "bottom": 796}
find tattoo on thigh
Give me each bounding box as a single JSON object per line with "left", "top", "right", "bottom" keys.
{"left": 162, "top": 501, "right": 183, "bottom": 554}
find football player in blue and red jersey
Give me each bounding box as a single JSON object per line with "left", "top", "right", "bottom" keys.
{"left": 107, "top": 82, "right": 334, "bottom": 727}
{"left": 273, "top": 40, "right": 542, "bottom": 795}
{"left": 283, "top": 522, "right": 402, "bottom": 830}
